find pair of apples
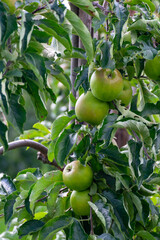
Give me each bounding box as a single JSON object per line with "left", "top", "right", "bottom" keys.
{"left": 75, "top": 68, "right": 132, "bottom": 126}
{"left": 63, "top": 160, "right": 95, "bottom": 216}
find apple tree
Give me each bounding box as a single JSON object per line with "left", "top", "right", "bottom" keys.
{"left": 0, "top": 0, "right": 160, "bottom": 239}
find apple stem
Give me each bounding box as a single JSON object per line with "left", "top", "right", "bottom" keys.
{"left": 90, "top": 196, "right": 94, "bottom": 235}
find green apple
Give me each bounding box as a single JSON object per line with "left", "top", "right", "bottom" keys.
{"left": 70, "top": 190, "right": 91, "bottom": 216}
{"left": 63, "top": 160, "right": 93, "bottom": 191}
{"left": 90, "top": 68, "right": 123, "bottom": 102}
{"left": 144, "top": 55, "right": 160, "bottom": 82}
{"left": 70, "top": 190, "right": 99, "bottom": 216}
{"left": 75, "top": 91, "right": 109, "bottom": 126}
{"left": 116, "top": 79, "right": 132, "bottom": 106}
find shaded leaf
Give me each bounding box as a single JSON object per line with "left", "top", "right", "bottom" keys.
{"left": 136, "top": 230, "right": 156, "bottom": 240}
{"left": 51, "top": 115, "right": 76, "bottom": 140}
{"left": 30, "top": 170, "right": 62, "bottom": 211}
{"left": 74, "top": 66, "right": 89, "bottom": 92}
{"left": 0, "top": 120, "right": 8, "bottom": 151}
{"left": 2, "top": 14, "right": 17, "bottom": 45}
{"left": 128, "top": 140, "right": 142, "bottom": 179}
{"left": 113, "top": 2, "right": 129, "bottom": 50}
{"left": 54, "top": 129, "right": 77, "bottom": 167}
{"left": 25, "top": 53, "right": 46, "bottom": 90}
{"left": 18, "top": 220, "right": 45, "bottom": 238}
{"left": 36, "top": 19, "right": 72, "bottom": 51}
{"left": 69, "top": 0, "right": 99, "bottom": 18}
{"left": 0, "top": 2, "right": 7, "bottom": 45}
{"left": 97, "top": 233, "right": 117, "bottom": 240}
{"left": 66, "top": 9, "right": 94, "bottom": 63}
{"left": 8, "top": 94, "right": 26, "bottom": 133}
{"left": 100, "top": 144, "right": 129, "bottom": 166}
{"left": 4, "top": 192, "right": 18, "bottom": 224}
{"left": 38, "top": 215, "right": 73, "bottom": 240}
{"left": 102, "top": 190, "right": 133, "bottom": 238}
{"left": 19, "top": 12, "right": 34, "bottom": 53}
{"left": 47, "top": 183, "right": 63, "bottom": 217}
{"left": 69, "top": 219, "right": 88, "bottom": 240}
{"left": 0, "top": 175, "right": 16, "bottom": 195}
{"left": 100, "top": 41, "right": 115, "bottom": 70}
{"left": 98, "top": 114, "right": 118, "bottom": 147}
{"left": 113, "top": 119, "right": 152, "bottom": 147}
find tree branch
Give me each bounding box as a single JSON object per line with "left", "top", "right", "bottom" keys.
{"left": 0, "top": 140, "right": 63, "bottom": 171}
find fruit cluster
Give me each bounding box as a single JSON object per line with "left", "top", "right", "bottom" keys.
{"left": 63, "top": 160, "right": 95, "bottom": 216}
{"left": 75, "top": 68, "right": 132, "bottom": 126}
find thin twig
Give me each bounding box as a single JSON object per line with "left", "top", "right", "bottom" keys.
{"left": 0, "top": 140, "right": 63, "bottom": 171}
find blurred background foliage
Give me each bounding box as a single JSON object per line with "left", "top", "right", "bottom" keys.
{"left": 0, "top": 60, "right": 70, "bottom": 178}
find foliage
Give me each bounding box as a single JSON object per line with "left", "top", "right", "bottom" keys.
{"left": 0, "top": 0, "right": 160, "bottom": 239}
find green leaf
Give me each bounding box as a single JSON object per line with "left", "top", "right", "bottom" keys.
{"left": 45, "top": 60, "right": 71, "bottom": 90}
{"left": 66, "top": 9, "right": 94, "bottom": 63}
{"left": 4, "top": 192, "right": 18, "bottom": 224}
{"left": 129, "top": 19, "right": 160, "bottom": 38}
{"left": 54, "top": 129, "right": 77, "bottom": 167}
{"left": 2, "top": 14, "right": 17, "bottom": 45}
{"left": 36, "top": 19, "right": 72, "bottom": 51}
{"left": 100, "top": 42, "right": 115, "bottom": 70}
{"left": 75, "top": 135, "right": 90, "bottom": 159}
{"left": 63, "top": 47, "right": 86, "bottom": 60}
{"left": 18, "top": 220, "right": 45, "bottom": 238}
{"left": 139, "top": 101, "right": 160, "bottom": 117}
{"left": 136, "top": 230, "right": 156, "bottom": 240}
{"left": 68, "top": 0, "right": 99, "bottom": 18}
{"left": 139, "top": 158, "right": 154, "bottom": 185}
{"left": 38, "top": 215, "right": 73, "bottom": 240}
{"left": 98, "top": 114, "right": 118, "bottom": 147}
{"left": 97, "top": 233, "right": 117, "bottom": 240}
{"left": 25, "top": 53, "right": 46, "bottom": 90}
{"left": 94, "top": 200, "right": 112, "bottom": 232}
{"left": 51, "top": 0, "right": 66, "bottom": 23}
{"left": 88, "top": 202, "right": 106, "bottom": 230}
{"left": 0, "top": 175, "right": 16, "bottom": 195}
{"left": 8, "top": 94, "right": 26, "bottom": 133}
{"left": 113, "top": 119, "right": 152, "bottom": 147}
{"left": 74, "top": 66, "right": 89, "bottom": 92}
{"left": 137, "top": 79, "right": 159, "bottom": 111}
{"left": 69, "top": 219, "right": 88, "bottom": 240}
{"left": 113, "top": 2, "right": 129, "bottom": 50}
{"left": 123, "top": 192, "right": 134, "bottom": 222}
{"left": 47, "top": 183, "right": 63, "bottom": 217}
{"left": 0, "top": 120, "right": 8, "bottom": 151}
{"left": 129, "top": 192, "right": 144, "bottom": 223}
{"left": 33, "top": 123, "right": 50, "bottom": 135}
{"left": 0, "top": 2, "right": 7, "bottom": 45}
{"left": 102, "top": 190, "right": 133, "bottom": 238}
{"left": 19, "top": 13, "right": 34, "bottom": 53}
{"left": 100, "top": 144, "right": 129, "bottom": 166}
{"left": 51, "top": 115, "right": 76, "bottom": 140}
{"left": 128, "top": 140, "right": 142, "bottom": 179}
{"left": 30, "top": 170, "right": 62, "bottom": 211}
{"left": 22, "top": 71, "right": 48, "bottom": 121}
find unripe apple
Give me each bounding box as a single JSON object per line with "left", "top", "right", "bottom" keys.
{"left": 70, "top": 190, "right": 99, "bottom": 216}
{"left": 75, "top": 91, "right": 109, "bottom": 126}
{"left": 63, "top": 160, "right": 93, "bottom": 191}
{"left": 90, "top": 68, "right": 123, "bottom": 102}
{"left": 116, "top": 79, "right": 132, "bottom": 106}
